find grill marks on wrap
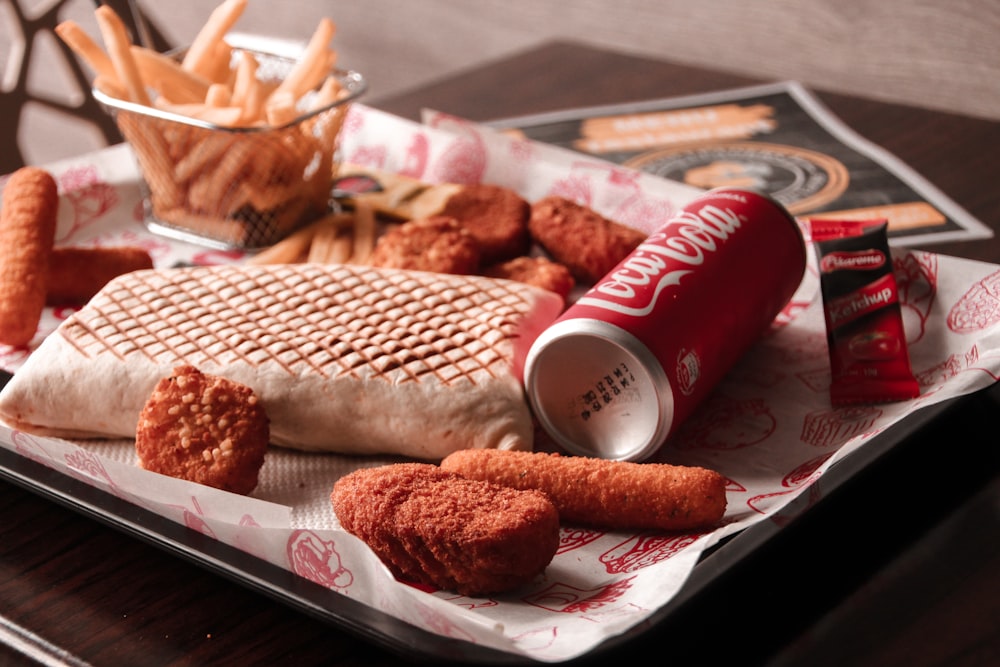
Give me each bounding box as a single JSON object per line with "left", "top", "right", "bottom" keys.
{"left": 56, "top": 264, "right": 530, "bottom": 385}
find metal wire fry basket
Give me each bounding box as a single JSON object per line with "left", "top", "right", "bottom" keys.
{"left": 94, "top": 47, "right": 366, "bottom": 250}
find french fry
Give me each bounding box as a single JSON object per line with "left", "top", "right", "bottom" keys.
{"left": 350, "top": 201, "right": 376, "bottom": 264}
{"left": 156, "top": 102, "right": 243, "bottom": 126}
{"left": 94, "top": 5, "right": 150, "bottom": 105}
{"left": 230, "top": 51, "right": 258, "bottom": 114}
{"left": 205, "top": 40, "right": 235, "bottom": 85}
{"left": 264, "top": 90, "right": 299, "bottom": 127}
{"left": 267, "top": 197, "right": 313, "bottom": 242}
{"left": 172, "top": 134, "right": 219, "bottom": 184}
{"left": 55, "top": 20, "right": 118, "bottom": 82}
{"left": 181, "top": 0, "right": 247, "bottom": 79}
{"left": 93, "top": 75, "right": 129, "bottom": 101}
{"left": 58, "top": 2, "right": 352, "bottom": 131}
{"left": 270, "top": 17, "right": 336, "bottom": 101}
{"left": 246, "top": 220, "right": 321, "bottom": 264}
{"left": 116, "top": 113, "right": 185, "bottom": 210}
{"left": 326, "top": 234, "right": 353, "bottom": 264}
{"left": 307, "top": 215, "right": 352, "bottom": 263}
{"left": 239, "top": 81, "right": 266, "bottom": 125}
{"left": 308, "top": 74, "right": 344, "bottom": 111}
{"left": 231, "top": 178, "right": 297, "bottom": 213}
{"left": 130, "top": 45, "right": 211, "bottom": 104}
{"left": 157, "top": 121, "right": 196, "bottom": 163}
{"left": 205, "top": 83, "right": 232, "bottom": 107}
{"left": 190, "top": 146, "right": 264, "bottom": 211}
{"left": 305, "top": 222, "right": 335, "bottom": 263}
{"left": 186, "top": 141, "right": 255, "bottom": 212}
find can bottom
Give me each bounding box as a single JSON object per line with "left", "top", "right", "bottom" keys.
{"left": 524, "top": 319, "right": 673, "bottom": 461}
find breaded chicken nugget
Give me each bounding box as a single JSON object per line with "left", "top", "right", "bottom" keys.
{"left": 135, "top": 365, "right": 269, "bottom": 495}
{"left": 0, "top": 167, "right": 59, "bottom": 346}
{"left": 439, "top": 183, "right": 531, "bottom": 264}
{"left": 528, "top": 196, "right": 647, "bottom": 284}
{"left": 367, "top": 215, "right": 480, "bottom": 275}
{"left": 441, "top": 449, "right": 727, "bottom": 531}
{"left": 332, "top": 463, "right": 559, "bottom": 596}
{"left": 482, "top": 255, "right": 575, "bottom": 301}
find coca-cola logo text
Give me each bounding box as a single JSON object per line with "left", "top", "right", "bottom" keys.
{"left": 576, "top": 203, "right": 745, "bottom": 316}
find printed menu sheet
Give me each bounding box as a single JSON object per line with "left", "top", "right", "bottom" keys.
{"left": 487, "top": 80, "right": 992, "bottom": 247}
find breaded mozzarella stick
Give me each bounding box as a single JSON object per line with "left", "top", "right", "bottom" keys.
{"left": 441, "top": 449, "right": 727, "bottom": 531}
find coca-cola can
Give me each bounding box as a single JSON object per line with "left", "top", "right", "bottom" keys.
{"left": 523, "top": 187, "right": 807, "bottom": 461}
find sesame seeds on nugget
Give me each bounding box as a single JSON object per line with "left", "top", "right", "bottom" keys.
{"left": 135, "top": 365, "right": 270, "bottom": 495}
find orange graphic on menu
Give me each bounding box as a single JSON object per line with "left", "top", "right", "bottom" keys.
{"left": 574, "top": 103, "right": 777, "bottom": 153}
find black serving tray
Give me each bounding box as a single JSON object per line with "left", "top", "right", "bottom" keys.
{"left": 3, "top": 363, "right": 997, "bottom": 664}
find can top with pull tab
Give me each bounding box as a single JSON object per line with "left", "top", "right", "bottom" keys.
{"left": 525, "top": 317, "right": 673, "bottom": 460}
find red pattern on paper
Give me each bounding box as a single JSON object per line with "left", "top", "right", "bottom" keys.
{"left": 557, "top": 526, "right": 604, "bottom": 554}
{"left": 671, "top": 394, "right": 776, "bottom": 451}
{"left": 747, "top": 452, "right": 832, "bottom": 517}
{"left": 286, "top": 529, "right": 354, "bottom": 589}
{"left": 600, "top": 533, "right": 701, "bottom": 573}
{"left": 948, "top": 268, "right": 1000, "bottom": 334}
{"left": 57, "top": 165, "right": 119, "bottom": 242}
{"left": 399, "top": 132, "right": 429, "bottom": 179}
{"left": 526, "top": 576, "right": 635, "bottom": 614}
{"left": 800, "top": 405, "right": 882, "bottom": 447}
{"left": 894, "top": 251, "right": 937, "bottom": 343}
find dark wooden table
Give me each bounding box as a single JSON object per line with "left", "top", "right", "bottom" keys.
{"left": 2, "top": 41, "right": 999, "bottom": 667}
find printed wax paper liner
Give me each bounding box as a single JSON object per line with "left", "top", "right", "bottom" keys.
{"left": 2, "top": 104, "right": 1000, "bottom": 662}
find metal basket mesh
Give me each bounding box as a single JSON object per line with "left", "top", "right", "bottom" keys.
{"left": 98, "top": 48, "right": 365, "bottom": 249}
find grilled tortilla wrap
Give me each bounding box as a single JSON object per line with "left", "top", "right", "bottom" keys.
{"left": 0, "top": 263, "right": 564, "bottom": 459}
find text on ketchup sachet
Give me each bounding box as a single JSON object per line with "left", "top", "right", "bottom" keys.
{"left": 810, "top": 219, "right": 920, "bottom": 405}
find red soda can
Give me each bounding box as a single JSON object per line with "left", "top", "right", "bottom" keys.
{"left": 523, "top": 187, "right": 807, "bottom": 460}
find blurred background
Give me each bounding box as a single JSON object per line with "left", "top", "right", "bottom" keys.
{"left": 2, "top": 0, "right": 998, "bottom": 174}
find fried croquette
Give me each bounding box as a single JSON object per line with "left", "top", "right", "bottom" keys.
{"left": 528, "top": 196, "right": 647, "bottom": 284}
{"left": 135, "top": 365, "right": 269, "bottom": 495}
{"left": 331, "top": 463, "right": 560, "bottom": 596}
{"left": 441, "top": 449, "right": 727, "bottom": 531}
{"left": 483, "top": 255, "right": 575, "bottom": 301}
{"left": 367, "top": 215, "right": 480, "bottom": 274}
{"left": 47, "top": 245, "right": 154, "bottom": 305}
{"left": 0, "top": 167, "right": 59, "bottom": 346}
{"left": 439, "top": 183, "right": 531, "bottom": 264}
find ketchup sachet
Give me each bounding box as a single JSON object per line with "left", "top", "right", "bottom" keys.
{"left": 810, "top": 219, "right": 920, "bottom": 405}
